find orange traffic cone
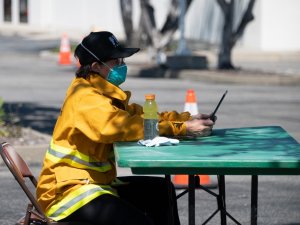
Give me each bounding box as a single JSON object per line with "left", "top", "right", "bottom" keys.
{"left": 173, "top": 90, "right": 216, "bottom": 189}
{"left": 59, "top": 33, "right": 72, "bottom": 65}
{"left": 184, "top": 89, "right": 198, "bottom": 116}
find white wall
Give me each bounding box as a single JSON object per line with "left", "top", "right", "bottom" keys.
{"left": 240, "top": 0, "right": 262, "bottom": 50}
{"left": 29, "top": 0, "right": 52, "bottom": 28}
{"left": 2, "top": 0, "right": 300, "bottom": 52}
{"left": 260, "top": 0, "right": 300, "bottom": 51}
{"left": 0, "top": 0, "right": 3, "bottom": 24}
{"left": 186, "top": 0, "right": 223, "bottom": 44}
{"left": 28, "top": 0, "right": 126, "bottom": 37}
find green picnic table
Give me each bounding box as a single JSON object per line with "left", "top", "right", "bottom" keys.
{"left": 114, "top": 126, "right": 300, "bottom": 225}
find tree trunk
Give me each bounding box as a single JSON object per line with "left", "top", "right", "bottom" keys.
{"left": 217, "top": 0, "right": 235, "bottom": 69}
{"left": 217, "top": 0, "right": 256, "bottom": 70}
{"left": 119, "top": 0, "right": 134, "bottom": 45}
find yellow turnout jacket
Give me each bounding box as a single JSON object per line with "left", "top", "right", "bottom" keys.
{"left": 36, "top": 74, "right": 190, "bottom": 221}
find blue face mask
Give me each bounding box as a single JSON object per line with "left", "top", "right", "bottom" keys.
{"left": 106, "top": 64, "right": 127, "bottom": 86}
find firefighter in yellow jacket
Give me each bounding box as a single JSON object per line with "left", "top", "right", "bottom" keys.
{"left": 37, "top": 31, "right": 215, "bottom": 225}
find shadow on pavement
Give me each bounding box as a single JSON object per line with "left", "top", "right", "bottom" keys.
{"left": 138, "top": 66, "right": 182, "bottom": 79}
{"left": 3, "top": 102, "right": 60, "bottom": 135}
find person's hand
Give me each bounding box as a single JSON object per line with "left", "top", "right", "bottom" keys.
{"left": 191, "top": 113, "right": 217, "bottom": 121}
{"left": 185, "top": 114, "right": 216, "bottom": 137}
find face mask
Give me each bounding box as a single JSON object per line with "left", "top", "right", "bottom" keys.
{"left": 106, "top": 64, "right": 127, "bottom": 86}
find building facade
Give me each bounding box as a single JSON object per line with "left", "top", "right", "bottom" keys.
{"left": 1, "top": 0, "right": 300, "bottom": 52}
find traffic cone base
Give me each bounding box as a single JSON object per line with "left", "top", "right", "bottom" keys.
{"left": 59, "top": 52, "right": 71, "bottom": 65}
{"left": 173, "top": 174, "right": 217, "bottom": 189}
{"left": 184, "top": 103, "right": 198, "bottom": 115}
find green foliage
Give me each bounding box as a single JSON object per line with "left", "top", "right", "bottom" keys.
{"left": 0, "top": 97, "right": 7, "bottom": 136}
{"left": 0, "top": 97, "right": 4, "bottom": 118}
{"left": 0, "top": 98, "right": 22, "bottom": 138}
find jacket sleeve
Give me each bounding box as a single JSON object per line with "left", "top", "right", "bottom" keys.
{"left": 127, "top": 103, "right": 143, "bottom": 116}
{"left": 75, "top": 92, "right": 144, "bottom": 143}
{"left": 158, "top": 111, "right": 191, "bottom": 136}
{"left": 124, "top": 91, "right": 143, "bottom": 116}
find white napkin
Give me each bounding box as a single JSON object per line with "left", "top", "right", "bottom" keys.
{"left": 138, "top": 136, "right": 179, "bottom": 147}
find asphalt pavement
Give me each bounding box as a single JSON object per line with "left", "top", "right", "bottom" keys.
{"left": 0, "top": 31, "right": 300, "bottom": 225}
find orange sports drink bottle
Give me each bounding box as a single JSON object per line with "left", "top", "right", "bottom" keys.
{"left": 143, "top": 94, "right": 159, "bottom": 140}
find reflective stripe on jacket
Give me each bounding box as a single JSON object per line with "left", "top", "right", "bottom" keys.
{"left": 46, "top": 140, "right": 112, "bottom": 172}
{"left": 46, "top": 184, "right": 117, "bottom": 221}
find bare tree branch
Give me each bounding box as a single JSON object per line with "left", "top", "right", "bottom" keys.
{"left": 216, "top": 0, "right": 229, "bottom": 13}
{"left": 119, "top": 0, "right": 195, "bottom": 63}
{"left": 158, "top": 0, "right": 193, "bottom": 50}
{"left": 161, "top": 0, "right": 193, "bottom": 34}
{"left": 140, "top": 0, "right": 160, "bottom": 48}
{"left": 233, "top": 0, "right": 255, "bottom": 44}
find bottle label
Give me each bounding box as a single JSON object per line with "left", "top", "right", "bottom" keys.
{"left": 144, "top": 119, "right": 159, "bottom": 140}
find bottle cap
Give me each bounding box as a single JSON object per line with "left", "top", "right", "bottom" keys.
{"left": 145, "top": 94, "right": 155, "bottom": 100}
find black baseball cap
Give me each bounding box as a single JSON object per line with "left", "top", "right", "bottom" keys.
{"left": 74, "top": 31, "right": 140, "bottom": 65}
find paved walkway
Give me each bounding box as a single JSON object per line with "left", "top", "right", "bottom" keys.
{"left": 125, "top": 50, "right": 300, "bottom": 85}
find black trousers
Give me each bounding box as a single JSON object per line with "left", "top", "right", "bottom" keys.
{"left": 61, "top": 176, "right": 180, "bottom": 225}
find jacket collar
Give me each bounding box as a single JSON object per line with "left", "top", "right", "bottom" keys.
{"left": 87, "top": 74, "right": 127, "bottom": 101}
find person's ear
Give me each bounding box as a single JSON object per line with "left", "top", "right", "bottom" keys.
{"left": 91, "top": 62, "right": 102, "bottom": 71}
{"left": 91, "top": 62, "right": 109, "bottom": 78}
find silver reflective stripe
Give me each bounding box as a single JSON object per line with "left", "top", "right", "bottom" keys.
{"left": 48, "top": 186, "right": 112, "bottom": 218}
{"left": 47, "top": 147, "right": 111, "bottom": 169}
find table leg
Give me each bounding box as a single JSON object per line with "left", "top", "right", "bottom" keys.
{"left": 189, "top": 175, "right": 195, "bottom": 225}
{"left": 218, "top": 175, "right": 227, "bottom": 225}
{"left": 251, "top": 175, "right": 258, "bottom": 225}
{"left": 165, "top": 175, "right": 174, "bottom": 225}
